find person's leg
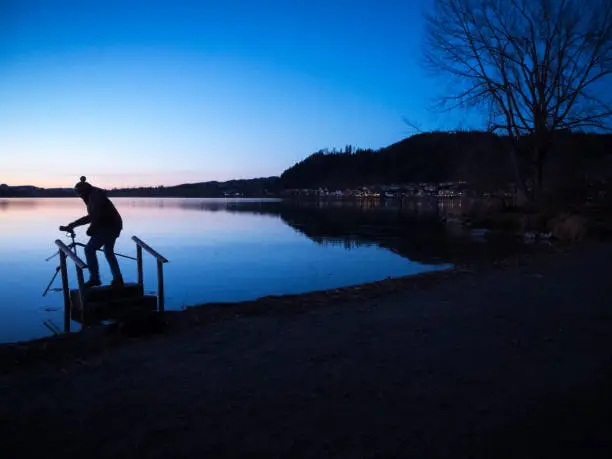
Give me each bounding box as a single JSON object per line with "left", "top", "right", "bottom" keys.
{"left": 103, "top": 235, "right": 124, "bottom": 285}
{"left": 84, "top": 235, "right": 104, "bottom": 284}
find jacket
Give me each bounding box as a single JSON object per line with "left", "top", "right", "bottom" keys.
{"left": 72, "top": 187, "right": 123, "bottom": 237}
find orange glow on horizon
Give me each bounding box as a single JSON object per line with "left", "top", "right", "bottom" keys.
{"left": 1, "top": 168, "right": 261, "bottom": 189}
{"left": 2, "top": 175, "right": 210, "bottom": 190}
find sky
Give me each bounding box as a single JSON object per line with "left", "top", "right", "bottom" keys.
{"left": 0, "top": 0, "right": 467, "bottom": 188}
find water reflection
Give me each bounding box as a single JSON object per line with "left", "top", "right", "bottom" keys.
{"left": 122, "top": 197, "right": 539, "bottom": 267}
{"left": 0, "top": 197, "right": 538, "bottom": 343}
{"left": 107, "top": 197, "right": 530, "bottom": 266}
{"left": 0, "top": 199, "right": 39, "bottom": 211}
{"left": 0, "top": 196, "right": 533, "bottom": 268}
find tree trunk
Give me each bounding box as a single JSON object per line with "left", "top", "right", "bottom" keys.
{"left": 509, "top": 143, "right": 530, "bottom": 206}
{"left": 536, "top": 156, "right": 544, "bottom": 197}
{"left": 535, "top": 145, "right": 548, "bottom": 204}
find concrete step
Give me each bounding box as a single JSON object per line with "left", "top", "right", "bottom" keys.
{"left": 75, "top": 282, "right": 144, "bottom": 304}
{"left": 70, "top": 294, "right": 158, "bottom": 325}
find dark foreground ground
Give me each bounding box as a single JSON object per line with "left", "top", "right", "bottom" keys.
{"left": 1, "top": 243, "right": 611, "bottom": 458}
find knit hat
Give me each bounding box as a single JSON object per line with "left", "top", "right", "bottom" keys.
{"left": 74, "top": 176, "right": 92, "bottom": 194}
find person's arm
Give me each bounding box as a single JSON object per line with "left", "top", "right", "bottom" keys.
{"left": 59, "top": 215, "right": 91, "bottom": 233}
{"left": 69, "top": 215, "right": 91, "bottom": 228}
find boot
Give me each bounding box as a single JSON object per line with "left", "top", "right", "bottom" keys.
{"left": 84, "top": 278, "right": 101, "bottom": 288}
{"left": 111, "top": 276, "right": 124, "bottom": 288}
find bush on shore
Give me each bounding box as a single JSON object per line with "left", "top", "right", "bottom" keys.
{"left": 455, "top": 197, "right": 612, "bottom": 242}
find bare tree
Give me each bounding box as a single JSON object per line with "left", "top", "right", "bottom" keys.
{"left": 424, "top": 0, "right": 612, "bottom": 200}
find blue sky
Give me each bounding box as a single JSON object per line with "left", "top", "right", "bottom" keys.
{"left": 0, "top": 0, "right": 466, "bottom": 188}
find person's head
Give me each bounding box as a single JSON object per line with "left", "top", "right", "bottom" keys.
{"left": 74, "top": 176, "right": 93, "bottom": 199}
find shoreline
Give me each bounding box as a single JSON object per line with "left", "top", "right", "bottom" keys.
{"left": 0, "top": 243, "right": 564, "bottom": 373}
{"left": 2, "top": 240, "right": 610, "bottom": 457}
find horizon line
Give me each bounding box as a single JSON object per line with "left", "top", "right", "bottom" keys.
{"left": 0, "top": 175, "right": 282, "bottom": 190}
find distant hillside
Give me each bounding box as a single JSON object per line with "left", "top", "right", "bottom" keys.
{"left": 279, "top": 131, "right": 510, "bottom": 189}
{"left": 0, "top": 184, "right": 74, "bottom": 198}
{"left": 0, "top": 177, "right": 281, "bottom": 198}
{"left": 279, "top": 131, "right": 612, "bottom": 192}
{"left": 108, "top": 177, "right": 281, "bottom": 198}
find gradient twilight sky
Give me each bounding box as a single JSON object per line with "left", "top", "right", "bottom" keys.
{"left": 1, "top": 0, "right": 468, "bottom": 188}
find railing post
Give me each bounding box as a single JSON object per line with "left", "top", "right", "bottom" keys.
{"left": 54, "top": 240, "right": 88, "bottom": 329}
{"left": 131, "top": 236, "right": 168, "bottom": 313}
{"left": 156, "top": 260, "right": 165, "bottom": 313}
{"left": 59, "top": 252, "right": 71, "bottom": 333}
{"left": 136, "top": 245, "right": 143, "bottom": 287}
{"left": 76, "top": 267, "right": 87, "bottom": 326}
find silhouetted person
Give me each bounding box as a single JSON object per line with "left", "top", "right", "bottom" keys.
{"left": 60, "top": 176, "right": 124, "bottom": 288}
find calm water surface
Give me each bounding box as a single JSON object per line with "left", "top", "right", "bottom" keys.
{"left": 0, "top": 197, "right": 465, "bottom": 343}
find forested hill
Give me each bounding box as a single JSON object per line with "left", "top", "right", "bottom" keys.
{"left": 280, "top": 131, "right": 511, "bottom": 189}
{"left": 279, "top": 131, "right": 612, "bottom": 190}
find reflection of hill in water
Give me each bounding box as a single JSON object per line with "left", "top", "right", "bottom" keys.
{"left": 276, "top": 201, "right": 524, "bottom": 266}
{"left": 0, "top": 199, "right": 40, "bottom": 211}
{"left": 139, "top": 198, "right": 531, "bottom": 266}
{"left": 118, "top": 198, "right": 283, "bottom": 214}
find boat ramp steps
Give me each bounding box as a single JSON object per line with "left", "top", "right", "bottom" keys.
{"left": 53, "top": 236, "right": 168, "bottom": 331}
{"left": 69, "top": 283, "right": 158, "bottom": 326}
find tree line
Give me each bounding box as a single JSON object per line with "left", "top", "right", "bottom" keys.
{"left": 280, "top": 131, "right": 612, "bottom": 198}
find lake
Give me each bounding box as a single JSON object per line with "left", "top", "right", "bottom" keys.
{"left": 0, "top": 197, "right": 530, "bottom": 343}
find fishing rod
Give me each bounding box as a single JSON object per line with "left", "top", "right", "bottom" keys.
{"left": 42, "top": 229, "right": 137, "bottom": 297}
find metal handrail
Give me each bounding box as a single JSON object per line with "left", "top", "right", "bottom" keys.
{"left": 54, "top": 239, "right": 88, "bottom": 332}
{"left": 55, "top": 240, "right": 87, "bottom": 269}
{"left": 131, "top": 236, "right": 168, "bottom": 263}
{"left": 131, "top": 236, "right": 168, "bottom": 312}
